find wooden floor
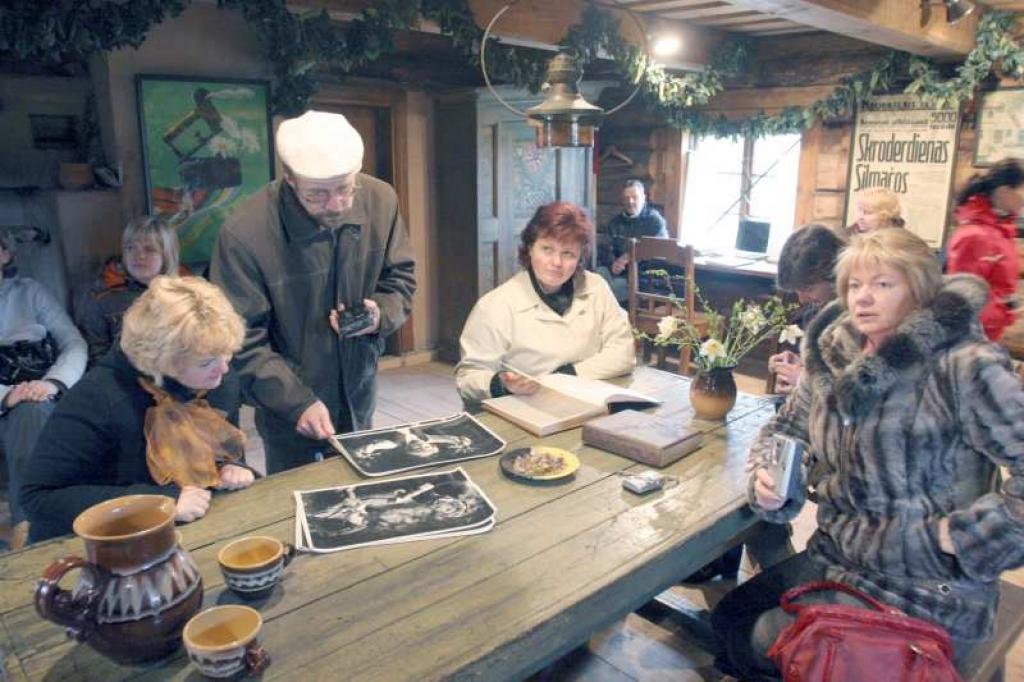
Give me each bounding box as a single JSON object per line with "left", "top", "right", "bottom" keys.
{"left": 6, "top": 360, "right": 1024, "bottom": 680}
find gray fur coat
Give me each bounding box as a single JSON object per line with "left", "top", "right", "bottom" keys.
{"left": 749, "top": 274, "right": 1024, "bottom": 640}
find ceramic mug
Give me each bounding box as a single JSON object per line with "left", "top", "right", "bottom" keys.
{"left": 183, "top": 604, "right": 270, "bottom": 678}
{"left": 217, "top": 536, "right": 295, "bottom": 600}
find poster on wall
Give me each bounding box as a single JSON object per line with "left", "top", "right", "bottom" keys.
{"left": 136, "top": 75, "right": 274, "bottom": 266}
{"left": 974, "top": 87, "right": 1024, "bottom": 167}
{"left": 843, "top": 94, "right": 960, "bottom": 248}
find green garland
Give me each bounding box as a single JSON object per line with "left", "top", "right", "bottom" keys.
{"left": 1, "top": 0, "right": 1021, "bottom": 138}
{"left": 0, "top": 0, "right": 186, "bottom": 64}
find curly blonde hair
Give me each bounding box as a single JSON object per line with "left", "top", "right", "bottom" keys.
{"left": 120, "top": 276, "right": 244, "bottom": 384}
{"left": 835, "top": 228, "right": 942, "bottom": 311}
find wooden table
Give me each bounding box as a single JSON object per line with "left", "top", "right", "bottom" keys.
{"left": 0, "top": 368, "right": 773, "bottom": 681}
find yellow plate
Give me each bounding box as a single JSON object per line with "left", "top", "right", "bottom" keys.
{"left": 500, "top": 446, "right": 580, "bottom": 482}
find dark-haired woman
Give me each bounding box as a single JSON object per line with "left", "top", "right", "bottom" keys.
{"left": 947, "top": 158, "right": 1024, "bottom": 341}
{"left": 456, "top": 201, "right": 635, "bottom": 403}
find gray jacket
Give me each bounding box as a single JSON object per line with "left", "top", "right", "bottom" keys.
{"left": 210, "top": 176, "right": 415, "bottom": 433}
{"left": 749, "top": 274, "right": 1024, "bottom": 640}
{"left": 0, "top": 276, "right": 86, "bottom": 406}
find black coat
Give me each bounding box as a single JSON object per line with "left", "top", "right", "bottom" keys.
{"left": 20, "top": 348, "right": 242, "bottom": 542}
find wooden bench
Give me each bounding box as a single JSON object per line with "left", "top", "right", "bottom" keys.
{"left": 962, "top": 580, "right": 1024, "bottom": 682}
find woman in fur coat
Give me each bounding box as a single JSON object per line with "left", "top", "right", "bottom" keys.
{"left": 712, "top": 228, "right": 1024, "bottom": 680}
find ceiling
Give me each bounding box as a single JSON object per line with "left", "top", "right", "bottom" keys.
{"left": 615, "top": 0, "right": 1022, "bottom": 38}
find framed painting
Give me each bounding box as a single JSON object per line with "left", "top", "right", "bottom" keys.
{"left": 136, "top": 75, "right": 274, "bottom": 266}
{"left": 974, "top": 87, "right": 1024, "bottom": 167}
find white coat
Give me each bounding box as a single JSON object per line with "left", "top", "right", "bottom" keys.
{"left": 456, "top": 270, "right": 636, "bottom": 403}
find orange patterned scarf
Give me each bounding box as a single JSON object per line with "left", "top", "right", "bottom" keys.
{"left": 140, "top": 378, "right": 246, "bottom": 488}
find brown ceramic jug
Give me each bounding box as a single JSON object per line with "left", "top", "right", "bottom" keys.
{"left": 34, "top": 495, "right": 204, "bottom": 663}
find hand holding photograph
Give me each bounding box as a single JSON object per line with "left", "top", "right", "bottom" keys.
{"left": 294, "top": 468, "right": 497, "bottom": 553}
{"left": 329, "top": 413, "right": 506, "bottom": 477}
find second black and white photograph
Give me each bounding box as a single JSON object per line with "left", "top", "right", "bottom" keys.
{"left": 330, "top": 412, "right": 506, "bottom": 477}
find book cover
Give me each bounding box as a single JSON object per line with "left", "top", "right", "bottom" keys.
{"left": 582, "top": 409, "right": 703, "bottom": 467}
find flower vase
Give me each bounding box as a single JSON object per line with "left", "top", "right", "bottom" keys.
{"left": 690, "top": 367, "right": 737, "bottom": 420}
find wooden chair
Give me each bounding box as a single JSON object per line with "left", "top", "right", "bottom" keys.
{"left": 627, "top": 237, "right": 706, "bottom": 375}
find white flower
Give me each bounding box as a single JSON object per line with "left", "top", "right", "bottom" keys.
{"left": 779, "top": 324, "right": 804, "bottom": 346}
{"left": 657, "top": 315, "right": 680, "bottom": 340}
{"left": 207, "top": 134, "right": 236, "bottom": 157}
{"left": 739, "top": 306, "right": 767, "bottom": 333}
{"left": 699, "top": 338, "right": 727, "bottom": 363}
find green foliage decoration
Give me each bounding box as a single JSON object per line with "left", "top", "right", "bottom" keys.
{"left": 0, "top": 0, "right": 187, "bottom": 65}
{"left": 1, "top": 0, "right": 1021, "bottom": 134}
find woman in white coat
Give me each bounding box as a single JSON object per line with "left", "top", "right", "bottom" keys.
{"left": 456, "top": 201, "right": 635, "bottom": 404}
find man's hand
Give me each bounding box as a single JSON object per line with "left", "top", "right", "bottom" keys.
{"left": 176, "top": 486, "right": 212, "bottom": 523}
{"left": 500, "top": 371, "right": 540, "bottom": 396}
{"left": 349, "top": 299, "right": 380, "bottom": 336}
{"left": 328, "top": 299, "right": 381, "bottom": 337}
{"left": 296, "top": 400, "right": 335, "bottom": 440}
{"left": 217, "top": 464, "right": 255, "bottom": 490}
{"left": 610, "top": 254, "right": 630, "bottom": 276}
{"left": 753, "top": 468, "right": 785, "bottom": 511}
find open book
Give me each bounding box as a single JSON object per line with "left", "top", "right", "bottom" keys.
{"left": 482, "top": 371, "right": 661, "bottom": 437}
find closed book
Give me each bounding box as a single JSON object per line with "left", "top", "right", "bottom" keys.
{"left": 582, "top": 410, "right": 703, "bottom": 467}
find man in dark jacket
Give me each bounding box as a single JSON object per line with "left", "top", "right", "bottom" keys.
{"left": 210, "top": 111, "right": 416, "bottom": 474}
{"left": 597, "top": 179, "right": 668, "bottom": 303}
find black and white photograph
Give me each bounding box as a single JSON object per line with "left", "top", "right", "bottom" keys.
{"left": 330, "top": 412, "right": 506, "bottom": 477}
{"left": 295, "top": 468, "right": 497, "bottom": 553}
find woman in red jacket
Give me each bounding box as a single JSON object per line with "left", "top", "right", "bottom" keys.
{"left": 947, "top": 158, "right": 1024, "bottom": 341}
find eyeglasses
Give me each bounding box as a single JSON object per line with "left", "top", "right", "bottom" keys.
{"left": 298, "top": 183, "right": 360, "bottom": 207}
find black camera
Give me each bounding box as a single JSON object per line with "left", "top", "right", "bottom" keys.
{"left": 337, "top": 304, "right": 374, "bottom": 338}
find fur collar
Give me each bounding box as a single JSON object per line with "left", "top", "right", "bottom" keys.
{"left": 803, "top": 274, "right": 989, "bottom": 422}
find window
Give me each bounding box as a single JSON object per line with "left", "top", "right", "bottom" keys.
{"left": 679, "top": 132, "right": 802, "bottom": 259}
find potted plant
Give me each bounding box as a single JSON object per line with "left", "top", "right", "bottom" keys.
{"left": 637, "top": 275, "right": 799, "bottom": 420}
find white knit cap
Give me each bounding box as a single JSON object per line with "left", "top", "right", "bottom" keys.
{"left": 276, "top": 110, "right": 364, "bottom": 180}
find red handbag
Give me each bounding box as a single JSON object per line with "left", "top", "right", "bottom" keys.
{"left": 766, "top": 580, "right": 963, "bottom": 682}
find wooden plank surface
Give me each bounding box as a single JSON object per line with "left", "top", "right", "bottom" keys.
{"left": 0, "top": 368, "right": 772, "bottom": 682}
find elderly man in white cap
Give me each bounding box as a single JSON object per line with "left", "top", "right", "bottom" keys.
{"left": 210, "top": 110, "right": 416, "bottom": 474}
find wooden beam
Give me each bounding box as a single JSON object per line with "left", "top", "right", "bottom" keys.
{"left": 721, "top": 0, "right": 979, "bottom": 57}
{"left": 301, "top": 0, "right": 723, "bottom": 67}
{"left": 465, "top": 0, "right": 721, "bottom": 66}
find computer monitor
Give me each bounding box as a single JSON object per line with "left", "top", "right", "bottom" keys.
{"left": 736, "top": 219, "right": 770, "bottom": 255}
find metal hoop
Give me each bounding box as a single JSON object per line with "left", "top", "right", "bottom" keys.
{"left": 479, "top": 0, "right": 650, "bottom": 119}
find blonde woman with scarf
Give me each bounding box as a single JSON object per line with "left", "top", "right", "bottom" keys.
{"left": 21, "top": 276, "right": 255, "bottom": 542}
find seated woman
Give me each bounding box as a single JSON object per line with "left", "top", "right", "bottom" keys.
{"left": 841, "top": 186, "right": 904, "bottom": 239}
{"left": 75, "top": 215, "right": 182, "bottom": 365}
{"left": 0, "top": 232, "right": 87, "bottom": 548}
{"left": 456, "top": 201, "right": 635, "bottom": 404}
{"left": 946, "top": 158, "right": 1024, "bottom": 341}
{"left": 21, "top": 276, "right": 255, "bottom": 542}
{"left": 712, "top": 228, "right": 1024, "bottom": 679}
{"left": 768, "top": 224, "right": 844, "bottom": 395}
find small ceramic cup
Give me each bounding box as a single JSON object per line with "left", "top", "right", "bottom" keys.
{"left": 183, "top": 604, "right": 269, "bottom": 678}
{"left": 218, "top": 536, "right": 295, "bottom": 600}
